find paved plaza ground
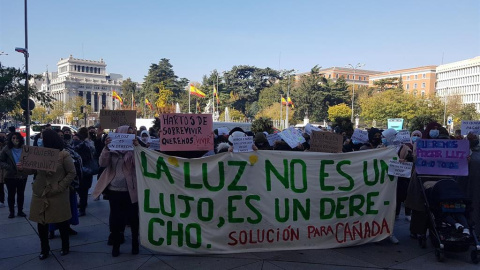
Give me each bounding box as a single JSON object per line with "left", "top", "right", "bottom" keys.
{"left": 0, "top": 176, "right": 479, "bottom": 270}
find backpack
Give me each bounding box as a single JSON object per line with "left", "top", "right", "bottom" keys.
{"left": 64, "top": 147, "right": 83, "bottom": 189}
{"left": 74, "top": 141, "right": 99, "bottom": 177}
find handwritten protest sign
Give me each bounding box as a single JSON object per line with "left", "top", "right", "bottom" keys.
{"left": 148, "top": 139, "right": 160, "bottom": 151}
{"left": 100, "top": 110, "right": 136, "bottom": 129}
{"left": 266, "top": 133, "right": 282, "bottom": 146}
{"left": 387, "top": 118, "right": 404, "bottom": 131}
{"left": 309, "top": 131, "right": 343, "bottom": 153}
{"left": 159, "top": 113, "right": 213, "bottom": 151}
{"left": 108, "top": 133, "right": 135, "bottom": 151}
{"left": 304, "top": 123, "right": 321, "bottom": 135}
{"left": 388, "top": 160, "right": 413, "bottom": 178}
{"left": 20, "top": 145, "right": 59, "bottom": 172}
{"left": 461, "top": 120, "right": 480, "bottom": 135}
{"left": 415, "top": 139, "right": 469, "bottom": 176}
{"left": 135, "top": 147, "right": 398, "bottom": 254}
{"left": 232, "top": 136, "right": 254, "bottom": 152}
{"left": 278, "top": 128, "right": 306, "bottom": 148}
{"left": 351, "top": 129, "right": 369, "bottom": 143}
{"left": 395, "top": 130, "right": 411, "bottom": 144}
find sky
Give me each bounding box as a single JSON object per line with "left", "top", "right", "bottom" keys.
{"left": 1, "top": 0, "right": 479, "bottom": 84}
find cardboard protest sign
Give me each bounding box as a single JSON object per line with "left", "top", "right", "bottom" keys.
{"left": 135, "top": 147, "right": 398, "bottom": 254}
{"left": 278, "top": 128, "right": 305, "bottom": 148}
{"left": 388, "top": 160, "right": 413, "bottom": 178}
{"left": 159, "top": 113, "right": 213, "bottom": 151}
{"left": 266, "top": 133, "right": 282, "bottom": 146}
{"left": 415, "top": 139, "right": 469, "bottom": 176}
{"left": 461, "top": 120, "right": 480, "bottom": 135}
{"left": 351, "top": 129, "right": 369, "bottom": 143}
{"left": 20, "top": 145, "right": 59, "bottom": 172}
{"left": 148, "top": 139, "right": 160, "bottom": 151}
{"left": 395, "top": 130, "right": 411, "bottom": 144}
{"left": 232, "top": 136, "right": 254, "bottom": 152}
{"left": 108, "top": 133, "right": 135, "bottom": 151}
{"left": 100, "top": 110, "right": 136, "bottom": 129}
{"left": 309, "top": 131, "right": 343, "bottom": 153}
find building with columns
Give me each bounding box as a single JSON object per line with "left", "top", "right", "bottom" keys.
{"left": 436, "top": 56, "right": 480, "bottom": 112}
{"left": 34, "top": 55, "right": 123, "bottom": 124}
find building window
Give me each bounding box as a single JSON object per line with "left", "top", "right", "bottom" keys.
{"left": 421, "top": 91, "right": 425, "bottom": 97}
{"left": 363, "top": 76, "right": 366, "bottom": 81}
{"left": 414, "top": 75, "right": 418, "bottom": 79}
{"left": 414, "top": 83, "right": 417, "bottom": 89}
{"left": 422, "top": 74, "right": 426, "bottom": 78}
{"left": 413, "top": 90, "right": 417, "bottom": 96}
{"left": 422, "top": 83, "right": 425, "bottom": 88}
{"left": 328, "top": 74, "right": 331, "bottom": 78}
{"left": 335, "top": 74, "right": 339, "bottom": 79}
{"left": 406, "top": 84, "right": 410, "bottom": 90}
{"left": 347, "top": 75, "right": 350, "bottom": 79}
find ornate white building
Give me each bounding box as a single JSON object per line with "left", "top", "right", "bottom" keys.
{"left": 34, "top": 55, "right": 123, "bottom": 123}
{"left": 436, "top": 56, "right": 480, "bottom": 112}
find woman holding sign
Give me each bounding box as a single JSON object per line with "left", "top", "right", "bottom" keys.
{"left": 28, "top": 129, "right": 76, "bottom": 260}
{"left": 92, "top": 125, "right": 139, "bottom": 257}
{"left": 0, "top": 132, "right": 29, "bottom": 218}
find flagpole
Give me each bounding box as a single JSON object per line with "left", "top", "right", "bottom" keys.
{"left": 188, "top": 86, "right": 191, "bottom": 113}
{"left": 286, "top": 74, "right": 290, "bottom": 128}
{"left": 131, "top": 93, "right": 133, "bottom": 110}
{"left": 212, "top": 84, "right": 215, "bottom": 118}
{"left": 280, "top": 95, "right": 283, "bottom": 129}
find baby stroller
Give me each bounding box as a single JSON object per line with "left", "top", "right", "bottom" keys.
{"left": 418, "top": 175, "right": 480, "bottom": 263}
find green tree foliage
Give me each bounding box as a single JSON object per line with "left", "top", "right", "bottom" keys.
{"left": 251, "top": 117, "right": 274, "bottom": 134}
{"left": 257, "top": 83, "right": 283, "bottom": 111}
{"left": 121, "top": 78, "right": 138, "bottom": 108}
{"left": 409, "top": 115, "right": 437, "bottom": 133}
{"left": 0, "top": 64, "right": 54, "bottom": 120}
{"left": 372, "top": 77, "right": 400, "bottom": 92}
{"left": 223, "top": 65, "right": 280, "bottom": 116}
{"left": 291, "top": 66, "right": 349, "bottom": 122}
{"left": 328, "top": 103, "right": 352, "bottom": 121}
{"left": 332, "top": 117, "right": 354, "bottom": 136}
{"left": 142, "top": 59, "right": 188, "bottom": 106}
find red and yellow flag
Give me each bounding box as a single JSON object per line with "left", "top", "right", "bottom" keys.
{"left": 288, "top": 97, "right": 294, "bottom": 108}
{"left": 213, "top": 85, "right": 219, "bottom": 103}
{"left": 112, "top": 91, "right": 123, "bottom": 105}
{"left": 145, "top": 98, "right": 153, "bottom": 110}
{"left": 281, "top": 97, "right": 287, "bottom": 105}
{"left": 190, "top": 84, "right": 206, "bottom": 98}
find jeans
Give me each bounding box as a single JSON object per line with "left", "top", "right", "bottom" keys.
{"left": 4, "top": 177, "right": 27, "bottom": 214}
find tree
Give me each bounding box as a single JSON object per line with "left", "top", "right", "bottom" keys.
{"left": 0, "top": 64, "right": 54, "bottom": 120}
{"left": 223, "top": 65, "right": 280, "bottom": 116}
{"left": 454, "top": 104, "right": 480, "bottom": 129}
{"left": 328, "top": 103, "right": 352, "bottom": 120}
{"left": 291, "top": 66, "right": 328, "bottom": 122}
{"left": 372, "top": 77, "right": 400, "bottom": 92}
{"left": 251, "top": 117, "right": 274, "bottom": 134}
{"left": 121, "top": 78, "right": 138, "bottom": 108}
{"left": 256, "top": 103, "right": 295, "bottom": 125}
{"left": 154, "top": 83, "right": 174, "bottom": 114}
{"left": 257, "top": 84, "right": 284, "bottom": 111}
{"left": 219, "top": 108, "right": 246, "bottom": 122}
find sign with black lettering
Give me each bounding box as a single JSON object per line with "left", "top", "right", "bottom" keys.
{"left": 159, "top": 113, "right": 213, "bottom": 151}
{"left": 100, "top": 110, "right": 136, "bottom": 129}
{"left": 20, "top": 145, "right": 60, "bottom": 172}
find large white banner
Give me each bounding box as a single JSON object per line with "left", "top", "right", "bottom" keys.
{"left": 134, "top": 147, "right": 398, "bottom": 254}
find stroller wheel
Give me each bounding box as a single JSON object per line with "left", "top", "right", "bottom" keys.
{"left": 471, "top": 250, "right": 479, "bottom": 264}
{"left": 435, "top": 248, "right": 445, "bottom": 262}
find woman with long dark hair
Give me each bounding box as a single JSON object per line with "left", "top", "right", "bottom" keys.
{"left": 92, "top": 125, "right": 139, "bottom": 257}
{"left": 29, "top": 129, "right": 76, "bottom": 259}
{"left": 0, "top": 132, "right": 29, "bottom": 218}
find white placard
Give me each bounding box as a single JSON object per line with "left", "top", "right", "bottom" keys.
{"left": 278, "top": 128, "right": 306, "bottom": 149}
{"left": 388, "top": 160, "right": 413, "bottom": 178}
{"left": 461, "top": 120, "right": 480, "bottom": 135}
{"left": 266, "top": 133, "right": 282, "bottom": 146}
{"left": 148, "top": 139, "right": 160, "bottom": 151}
{"left": 395, "top": 130, "right": 411, "bottom": 144}
{"left": 304, "top": 123, "right": 321, "bottom": 135}
{"left": 351, "top": 129, "right": 369, "bottom": 143}
{"left": 232, "top": 136, "right": 254, "bottom": 153}
{"left": 108, "top": 133, "right": 135, "bottom": 151}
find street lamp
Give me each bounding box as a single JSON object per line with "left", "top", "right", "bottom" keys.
{"left": 346, "top": 63, "right": 365, "bottom": 122}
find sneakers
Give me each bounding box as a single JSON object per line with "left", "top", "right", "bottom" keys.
{"left": 389, "top": 235, "right": 399, "bottom": 244}
{"left": 463, "top": 228, "right": 471, "bottom": 236}
{"left": 8, "top": 213, "right": 14, "bottom": 219}
{"left": 405, "top": 215, "right": 411, "bottom": 222}
{"left": 17, "top": 211, "right": 27, "bottom": 217}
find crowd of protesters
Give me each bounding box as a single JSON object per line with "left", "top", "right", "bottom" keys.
{"left": 0, "top": 119, "right": 479, "bottom": 259}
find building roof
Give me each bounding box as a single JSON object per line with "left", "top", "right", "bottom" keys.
{"left": 370, "top": 65, "right": 437, "bottom": 78}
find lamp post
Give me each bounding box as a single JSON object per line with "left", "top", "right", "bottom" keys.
{"left": 346, "top": 63, "right": 365, "bottom": 123}
{"left": 14, "top": 0, "right": 29, "bottom": 144}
